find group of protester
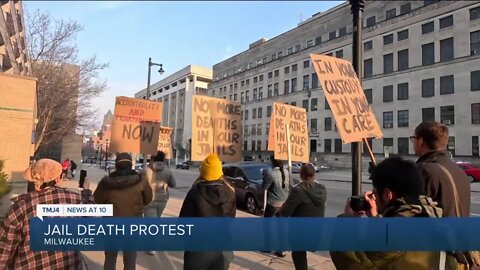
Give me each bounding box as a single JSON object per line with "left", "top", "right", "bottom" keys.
{"left": 0, "top": 121, "right": 475, "bottom": 270}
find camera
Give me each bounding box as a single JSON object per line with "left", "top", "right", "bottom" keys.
{"left": 350, "top": 195, "right": 371, "bottom": 212}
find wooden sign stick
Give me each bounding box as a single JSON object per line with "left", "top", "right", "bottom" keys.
{"left": 362, "top": 138, "right": 377, "bottom": 166}
{"left": 285, "top": 123, "right": 293, "bottom": 183}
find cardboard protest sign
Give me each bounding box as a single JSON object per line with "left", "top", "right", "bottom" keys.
{"left": 191, "top": 95, "right": 243, "bottom": 162}
{"left": 267, "top": 102, "right": 309, "bottom": 163}
{"left": 158, "top": 126, "right": 173, "bottom": 159}
{"left": 110, "top": 96, "right": 163, "bottom": 155}
{"left": 310, "top": 54, "right": 383, "bottom": 143}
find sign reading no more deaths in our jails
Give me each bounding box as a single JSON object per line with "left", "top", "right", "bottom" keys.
{"left": 110, "top": 96, "right": 163, "bottom": 155}
{"left": 191, "top": 95, "right": 243, "bottom": 162}
{"left": 310, "top": 54, "right": 383, "bottom": 143}
{"left": 267, "top": 102, "right": 309, "bottom": 163}
{"left": 158, "top": 126, "right": 173, "bottom": 159}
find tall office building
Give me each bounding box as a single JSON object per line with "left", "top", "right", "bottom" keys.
{"left": 208, "top": 1, "right": 480, "bottom": 166}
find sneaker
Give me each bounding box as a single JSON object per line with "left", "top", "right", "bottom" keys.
{"left": 146, "top": 251, "right": 156, "bottom": 255}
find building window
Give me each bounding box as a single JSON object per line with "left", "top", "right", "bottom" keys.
{"left": 329, "top": 31, "right": 336, "bottom": 40}
{"left": 440, "top": 38, "right": 454, "bottom": 62}
{"left": 303, "top": 75, "right": 310, "bottom": 90}
{"left": 383, "top": 53, "right": 393, "bottom": 74}
{"left": 473, "top": 136, "right": 479, "bottom": 156}
{"left": 266, "top": 123, "right": 270, "bottom": 135}
{"left": 306, "top": 40, "right": 314, "bottom": 48}
{"left": 364, "top": 58, "right": 373, "bottom": 78}
{"left": 398, "top": 29, "right": 408, "bottom": 41}
{"left": 284, "top": 66, "right": 290, "bottom": 74}
{"left": 312, "top": 73, "right": 318, "bottom": 89}
{"left": 268, "top": 72, "right": 273, "bottom": 79}
{"left": 472, "top": 70, "right": 480, "bottom": 91}
{"left": 400, "top": 3, "right": 411, "bottom": 15}
{"left": 422, "top": 22, "right": 434, "bottom": 34}
{"left": 325, "top": 97, "right": 330, "bottom": 110}
{"left": 471, "top": 6, "right": 480, "bottom": 21}
{"left": 258, "top": 107, "right": 263, "bottom": 118}
{"left": 398, "top": 83, "right": 409, "bottom": 100}
{"left": 257, "top": 140, "right": 262, "bottom": 151}
{"left": 241, "top": 80, "right": 245, "bottom": 87}
{"left": 472, "top": 103, "right": 480, "bottom": 124}
{"left": 291, "top": 78, "right": 297, "bottom": 92}
{"left": 398, "top": 138, "right": 409, "bottom": 155}
{"left": 253, "top": 88, "right": 258, "bottom": 100}
{"left": 325, "top": 117, "right": 332, "bottom": 131}
{"left": 424, "top": 0, "right": 439, "bottom": 6}
{"left": 278, "top": 51, "right": 283, "bottom": 58}
{"left": 335, "top": 50, "right": 343, "bottom": 58}
{"left": 267, "top": 106, "right": 272, "bottom": 117}
{"left": 324, "top": 139, "right": 332, "bottom": 153}
{"left": 440, "top": 75, "right": 454, "bottom": 95}
{"left": 366, "top": 16, "right": 376, "bottom": 27}
{"left": 398, "top": 49, "right": 409, "bottom": 71}
{"left": 363, "top": 138, "right": 373, "bottom": 156}
{"left": 292, "top": 64, "right": 297, "bottom": 72}
{"left": 303, "top": 100, "right": 309, "bottom": 112}
{"left": 303, "top": 60, "right": 310, "bottom": 68}
{"left": 326, "top": 52, "right": 333, "bottom": 57}
{"left": 244, "top": 109, "right": 249, "bottom": 120}
{"left": 245, "top": 90, "right": 250, "bottom": 102}
{"left": 422, "top": 78, "right": 435, "bottom": 97}
{"left": 246, "top": 79, "right": 250, "bottom": 85}
{"left": 364, "top": 89, "right": 372, "bottom": 104}
{"left": 252, "top": 108, "right": 257, "bottom": 119}
{"left": 287, "top": 47, "right": 293, "bottom": 55}
{"left": 364, "top": 40, "right": 372, "bottom": 51}
{"left": 268, "top": 85, "right": 272, "bottom": 98}
{"left": 315, "top": 36, "right": 322, "bottom": 45}
{"left": 272, "top": 54, "right": 277, "bottom": 61}
{"left": 448, "top": 137, "right": 455, "bottom": 156}
{"left": 274, "top": 83, "right": 279, "bottom": 96}
{"left": 398, "top": 110, "right": 409, "bottom": 127}
{"left": 234, "top": 94, "right": 237, "bottom": 101}
{"left": 253, "top": 77, "right": 258, "bottom": 83}
{"left": 440, "top": 15, "right": 453, "bottom": 29}
{"left": 240, "top": 92, "right": 244, "bottom": 103}
{"left": 243, "top": 141, "right": 248, "bottom": 151}
{"left": 311, "top": 98, "right": 318, "bottom": 111}
{"left": 251, "top": 140, "right": 256, "bottom": 151}
{"left": 339, "top": 27, "right": 347, "bottom": 37}
{"left": 274, "top": 70, "right": 279, "bottom": 78}
{"left": 440, "top": 105, "right": 455, "bottom": 125}
{"left": 383, "top": 111, "right": 393, "bottom": 128}
{"left": 291, "top": 101, "right": 296, "bottom": 106}
{"left": 383, "top": 34, "right": 394, "bottom": 45}
{"left": 383, "top": 138, "right": 394, "bottom": 153}
{"left": 422, "top": 107, "right": 435, "bottom": 122}
{"left": 383, "top": 85, "right": 394, "bottom": 102}
{"left": 259, "top": 87, "right": 263, "bottom": 99}
{"left": 470, "top": 31, "right": 480, "bottom": 55}
{"left": 422, "top": 43, "right": 435, "bottom": 66}
{"left": 386, "top": 8, "right": 396, "bottom": 20}
{"left": 284, "top": 80, "right": 290, "bottom": 94}
{"left": 295, "top": 44, "right": 301, "bottom": 52}
{"left": 259, "top": 75, "right": 263, "bottom": 81}
{"left": 334, "top": 139, "right": 343, "bottom": 153}
{"left": 311, "top": 139, "right": 317, "bottom": 153}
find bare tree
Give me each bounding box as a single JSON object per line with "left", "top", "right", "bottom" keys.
{"left": 26, "top": 10, "right": 108, "bottom": 154}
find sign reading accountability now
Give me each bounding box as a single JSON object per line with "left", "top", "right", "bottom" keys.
{"left": 110, "top": 96, "right": 163, "bottom": 155}
{"left": 191, "top": 95, "right": 242, "bottom": 162}
{"left": 30, "top": 217, "right": 480, "bottom": 251}
{"left": 267, "top": 102, "right": 308, "bottom": 162}
{"left": 158, "top": 126, "right": 173, "bottom": 159}
{"left": 310, "top": 54, "right": 383, "bottom": 143}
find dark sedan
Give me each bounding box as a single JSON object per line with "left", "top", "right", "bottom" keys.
{"left": 223, "top": 162, "right": 271, "bottom": 215}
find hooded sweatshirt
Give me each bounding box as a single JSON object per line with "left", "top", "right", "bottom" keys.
{"left": 94, "top": 169, "right": 153, "bottom": 217}
{"left": 280, "top": 181, "right": 327, "bottom": 217}
{"left": 142, "top": 161, "right": 176, "bottom": 202}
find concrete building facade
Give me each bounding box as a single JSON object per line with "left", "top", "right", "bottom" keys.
{"left": 135, "top": 65, "right": 212, "bottom": 160}
{"left": 208, "top": 0, "right": 480, "bottom": 166}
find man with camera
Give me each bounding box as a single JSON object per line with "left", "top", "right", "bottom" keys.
{"left": 330, "top": 157, "right": 456, "bottom": 270}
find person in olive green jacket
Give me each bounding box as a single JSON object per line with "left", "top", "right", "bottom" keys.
{"left": 330, "top": 157, "right": 456, "bottom": 270}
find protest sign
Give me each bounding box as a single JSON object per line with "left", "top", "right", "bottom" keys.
{"left": 110, "top": 96, "right": 162, "bottom": 155}
{"left": 158, "top": 126, "right": 173, "bottom": 159}
{"left": 191, "top": 95, "right": 243, "bottom": 162}
{"left": 310, "top": 54, "right": 383, "bottom": 143}
{"left": 267, "top": 102, "right": 309, "bottom": 163}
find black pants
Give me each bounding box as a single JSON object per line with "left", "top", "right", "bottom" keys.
{"left": 104, "top": 251, "right": 137, "bottom": 270}
{"left": 292, "top": 251, "right": 308, "bottom": 270}
{"left": 264, "top": 204, "right": 281, "bottom": 218}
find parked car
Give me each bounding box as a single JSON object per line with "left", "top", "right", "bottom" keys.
{"left": 176, "top": 161, "right": 191, "bottom": 169}
{"left": 456, "top": 162, "right": 480, "bottom": 182}
{"left": 223, "top": 162, "right": 271, "bottom": 215}
{"left": 134, "top": 162, "right": 149, "bottom": 173}
{"left": 284, "top": 163, "right": 329, "bottom": 173}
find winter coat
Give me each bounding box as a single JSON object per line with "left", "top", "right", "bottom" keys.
{"left": 262, "top": 167, "right": 292, "bottom": 207}
{"left": 94, "top": 169, "right": 152, "bottom": 217}
{"left": 180, "top": 178, "right": 236, "bottom": 270}
{"left": 142, "top": 161, "right": 176, "bottom": 202}
{"left": 70, "top": 161, "right": 77, "bottom": 170}
{"left": 330, "top": 196, "right": 456, "bottom": 270}
{"left": 280, "top": 181, "right": 327, "bottom": 217}
{"left": 416, "top": 150, "right": 470, "bottom": 217}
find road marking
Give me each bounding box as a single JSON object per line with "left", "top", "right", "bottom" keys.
{"left": 471, "top": 213, "right": 480, "bottom": 216}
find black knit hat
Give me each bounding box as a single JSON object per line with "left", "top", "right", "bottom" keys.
{"left": 115, "top": 152, "right": 132, "bottom": 165}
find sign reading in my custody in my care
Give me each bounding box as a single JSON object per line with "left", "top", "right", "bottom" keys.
{"left": 158, "top": 126, "right": 173, "bottom": 159}
{"left": 267, "top": 102, "right": 309, "bottom": 163}
{"left": 191, "top": 95, "right": 243, "bottom": 162}
{"left": 310, "top": 54, "right": 383, "bottom": 143}
{"left": 110, "top": 96, "right": 163, "bottom": 155}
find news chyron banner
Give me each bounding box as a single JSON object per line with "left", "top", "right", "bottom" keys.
{"left": 267, "top": 102, "right": 309, "bottom": 163}
{"left": 158, "top": 126, "right": 173, "bottom": 159}
{"left": 310, "top": 54, "right": 383, "bottom": 143}
{"left": 110, "top": 96, "right": 163, "bottom": 155}
{"left": 191, "top": 95, "right": 242, "bottom": 162}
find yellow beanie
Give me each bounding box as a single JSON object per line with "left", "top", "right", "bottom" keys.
{"left": 200, "top": 154, "right": 223, "bottom": 181}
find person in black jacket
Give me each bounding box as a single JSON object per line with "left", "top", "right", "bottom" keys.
{"left": 179, "top": 153, "right": 236, "bottom": 270}
{"left": 280, "top": 163, "right": 327, "bottom": 270}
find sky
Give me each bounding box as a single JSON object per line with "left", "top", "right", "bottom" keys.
{"left": 24, "top": 1, "right": 344, "bottom": 129}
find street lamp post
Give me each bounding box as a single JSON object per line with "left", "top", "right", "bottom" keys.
{"left": 99, "top": 144, "right": 103, "bottom": 166}
{"left": 144, "top": 58, "right": 165, "bottom": 169}
{"left": 105, "top": 139, "right": 109, "bottom": 172}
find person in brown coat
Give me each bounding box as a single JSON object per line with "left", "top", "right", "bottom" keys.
{"left": 94, "top": 152, "right": 153, "bottom": 270}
